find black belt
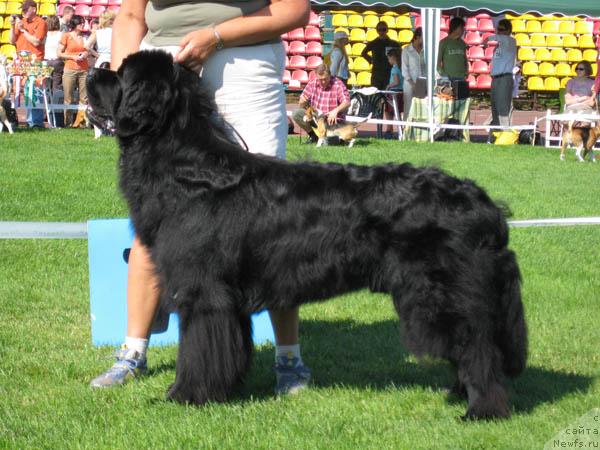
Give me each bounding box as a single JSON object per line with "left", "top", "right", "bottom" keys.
{"left": 492, "top": 73, "right": 512, "bottom": 78}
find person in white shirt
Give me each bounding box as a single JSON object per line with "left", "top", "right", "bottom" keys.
{"left": 329, "top": 30, "right": 349, "bottom": 86}
{"left": 401, "top": 27, "right": 423, "bottom": 119}
{"left": 86, "top": 10, "right": 116, "bottom": 68}
{"left": 484, "top": 19, "right": 517, "bottom": 133}
{"left": 44, "top": 15, "right": 64, "bottom": 92}
{"left": 0, "top": 55, "right": 14, "bottom": 133}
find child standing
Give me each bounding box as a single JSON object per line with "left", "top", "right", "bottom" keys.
{"left": 384, "top": 47, "right": 403, "bottom": 138}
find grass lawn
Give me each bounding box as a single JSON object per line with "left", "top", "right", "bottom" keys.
{"left": 0, "top": 130, "right": 599, "bottom": 449}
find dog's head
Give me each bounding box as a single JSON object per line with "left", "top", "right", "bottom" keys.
{"left": 86, "top": 50, "right": 214, "bottom": 138}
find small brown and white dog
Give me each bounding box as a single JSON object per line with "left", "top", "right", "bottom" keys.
{"left": 560, "top": 123, "right": 600, "bottom": 162}
{"left": 303, "top": 106, "right": 371, "bottom": 148}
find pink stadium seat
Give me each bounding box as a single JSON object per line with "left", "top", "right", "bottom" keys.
{"left": 467, "top": 46, "right": 484, "bottom": 60}
{"left": 305, "top": 41, "right": 322, "bottom": 55}
{"left": 59, "top": 0, "right": 76, "bottom": 5}
{"left": 465, "top": 31, "right": 483, "bottom": 46}
{"left": 414, "top": 16, "right": 421, "bottom": 29}
{"left": 472, "top": 60, "right": 490, "bottom": 74}
{"left": 291, "top": 70, "right": 309, "bottom": 84}
{"left": 304, "top": 26, "right": 321, "bottom": 41}
{"left": 92, "top": 0, "right": 109, "bottom": 5}
{"left": 594, "top": 22, "right": 600, "bottom": 35}
{"left": 74, "top": 4, "right": 90, "bottom": 16}
{"left": 308, "top": 10, "right": 320, "bottom": 27}
{"left": 288, "top": 28, "right": 305, "bottom": 41}
{"left": 282, "top": 70, "right": 291, "bottom": 84}
{"left": 288, "top": 55, "right": 306, "bottom": 69}
{"left": 440, "top": 18, "right": 448, "bottom": 31}
{"left": 465, "top": 17, "right": 478, "bottom": 31}
{"left": 439, "top": 31, "right": 448, "bottom": 40}
{"left": 280, "top": 32, "right": 289, "bottom": 40}
{"left": 89, "top": 5, "right": 105, "bottom": 17}
{"left": 475, "top": 13, "right": 490, "bottom": 19}
{"left": 107, "top": 0, "right": 121, "bottom": 6}
{"left": 76, "top": 0, "right": 92, "bottom": 6}
{"left": 482, "top": 33, "right": 497, "bottom": 46}
{"left": 309, "top": 70, "right": 317, "bottom": 81}
{"left": 288, "top": 79, "right": 301, "bottom": 89}
{"left": 288, "top": 41, "right": 306, "bottom": 55}
{"left": 306, "top": 55, "right": 323, "bottom": 70}
{"left": 57, "top": 4, "right": 71, "bottom": 14}
{"left": 476, "top": 74, "right": 492, "bottom": 89}
{"left": 478, "top": 19, "right": 494, "bottom": 33}
{"left": 484, "top": 46, "right": 495, "bottom": 60}
{"left": 467, "top": 74, "right": 477, "bottom": 88}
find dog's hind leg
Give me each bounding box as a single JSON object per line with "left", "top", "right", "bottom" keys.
{"left": 167, "top": 305, "right": 253, "bottom": 405}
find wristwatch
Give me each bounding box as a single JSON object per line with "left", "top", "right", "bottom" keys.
{"left": 213, "top": 27, "right": 224, "bottom": 51}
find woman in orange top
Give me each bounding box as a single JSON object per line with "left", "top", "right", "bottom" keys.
{"left": 57, "top": 15, "right": 90, "bottom": 127}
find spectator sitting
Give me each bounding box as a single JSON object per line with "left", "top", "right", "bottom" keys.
{"left": 565, "top": 61, "right": 596, "bottom": 115}
{"left": 383, "top": 47, "right": 403, "bottom": 138}
{"left": 292, "top": 64, "right": 351, "bottom": 143}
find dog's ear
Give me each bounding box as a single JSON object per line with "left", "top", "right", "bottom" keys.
{"left": 172, "top": 63, "right": 215, "bottom": 129}
{"left": 86, "top": 68, "right": 122, "bottom": 121}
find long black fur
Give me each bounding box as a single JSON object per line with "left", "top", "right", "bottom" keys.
{"left": 87, "top": 50, "right": 527, "bottom": 419}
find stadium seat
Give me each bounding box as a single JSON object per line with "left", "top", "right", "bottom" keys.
{"left": 465, "top": 17, "right": 478, "bottom": 31}
{"left": 475, "top": 13, "right": 491, "bottom": 19}
{"left": 291, "top": 70, "right": 309, "bottom": 84}
{"left": 515, "top": 33, "right": 530, "bottom": 46}
{"left": 526, "top": 21, "right": 541, "bottom": 33}
{"left": 57, "top": 4, "right": 70, "bottom": 15}
{"left": 382, "top": 11, "right": 399, "bottom": 16}
{"left": 414, "top": 16, "right": 422, "bottom": 29}
{"left": 304, "top": 26, "right": 321, "bottom": 41}
{"left": 6, "top": 2, "right": 22, "bottom": 14}
{"left": 555, "top": 63, "right": 571, "bottom": 77}
{"left": 288, "top": 28, "right": 304, "bottom": 41}
{"left": 542, "top": 21, "right": 559, "bottom": 34}
{"left": 288, "top": 41, "right": 306, "bottom": 55}
{"left": 308, "top": 70, "right": 317, "bottom": 81}
{"left": 478, "top": 19, "right": 494, "bottom": 33}
{"left": 356, "top": 71, "right": 371, "bottom": 86}
{"left": 539, "top": 62, "right": 556, "bottom": 76}
{"left": 0, "top": 4, "right": 5, "bottom": 15}
{"left": 546, "top": 35, "right": 563, "bottom": 47}
{"left": 308, "top": 10, "right": 320, "bottom": 27}
{"left": 566, "top": 48, "right": 583, "bottom": 62}
{"left": 107, "top": 5, "right": 120, "bottom": 12}
{"left": 529, "top": 34, "right": 546, "bottom": 47}
{"left": 332, "top": 14, "right": 348, "bottom": 27}
{"left": 476, "top": 74, "right": 492, "bottom": 89}
{"left": 467, "top": 46, "right": 484, "bottom": 60}
{"left": 517, "top": 47, "right": 535, "bottom": 61}
{"left": 352, "top": 56, "right": 371, "bottom": 71}
{"left": 534, "top": 48, "right": 551, "bottom": 61}
{"left": 351, "top": 42, "right": 365, "bottom": 56}
{"left": 440, "top": 18, "right": 449, "bottom": 31}
{"left": 574, "top": 21, "right": 593, "bottom": 35}
{"left": 511, "top": 20, "right": 526, "bottom": 33}
{"left": 560, "top": 77, "right": 570, "bottom": 89}
{"left": 347, "top": 71, "right": 357, "bottom": 86}
{"left": 345, "top": 43, "right": 352, "bottom": 54}
{"left": 592, "top": 63, "right": 598, "bottom": 76}
{"left": 484, "top": 46, "right": 495, "bottom": 60}
{"left": 0, "top": 18, "right": 3, "bottom": 29}
{"left": 365, "top": 29, "right": 378, "bottom": 42}
{"left": 89, "top": 5, "right": 105, "bottom": 17}
{"left": 467, "top": 74, "right": 477, "bottom": 89}
{"left": 0, "top": 44, "right": 16, "bottom": 58}
{"left": 349, "top": 28, "right": 366, "bottom": 42}
{"left": 583, "top": 49, "right": 598, "bottom": 62}
{"left": 92, "top": 0, "right": 109, "bottom": 5}
{"left": 550, "top": 49, "right": 567, "bottom": 61}
{"left": 108, "top": 0, "right": 122, "bottom": 5}
{"left": 527, "top": 76, "right": 544, "bottom": 90}
{"left": 363, "top": 15, "right": 380, "bottom": 29}
{"left": 0, "top": 30, "right": 10, "bottom": 44}
{"left": 305, "top": 41, "right": 322, "bottom": 55}
{"left": 395, "top": 15, "right": 412, "bottom": 29}
{"left": 577, "top": 35, "right": 595, "bottom": 49}
{"left": 594, "top": 22, "right": 600, "bottom": 35}
{"left": 306, "top": 55, "right": 322, "bottom": 70}
{"left": 347, "top": 15, "right": 363, "bottom": 28}
{"left": 74, "top": 4, "right": 90, "bottom": 16}
{"left": 363, "top": 10, "right": 377, "bottom": 15}
{"left": 522, "top": 61, "right": 539, "bottom": 75}
{"left": 282, "top": 70, "right": 291, "bottom": 84}
{"left": 561, "top": 35, "right": 578, "bottom": 48}
{"left": 286, "top": 55, "right": 306, "bottom": 69}
{"left": 439, "top": 31, "right": 448, "bottom": 40}
{"left": 544, "top": 77, "right": 560, "bottom": 91}
{"left": 287, "top": 79, "right": 301, "bottom": 90}
{"left": 397, "top": 29, "right": 413, "bottom": 43}
{"left": 387, "top": 29, "right": 398, "bottom": 41}
{"left": 380, "top": 16, "right": 395, "bottom": 29}
{"left": 471, "top": 60, "right": 490, "bottom": 74}
{"left": 558, "top": 21, "right": 575, "bottom": 34}
{"left": 77, "top": 0, "right": 93, "bottom": 6}
{"left": 464, "top": 32, "right": 482, "bottom": 46}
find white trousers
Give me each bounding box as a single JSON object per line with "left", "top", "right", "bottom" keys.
{"left": 402, "top": 80, "right": 414, "bottom": 119}
{"left": 141, "top": 41, "right": 287, "bottom": 159}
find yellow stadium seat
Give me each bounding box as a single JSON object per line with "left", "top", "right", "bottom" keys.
{"left": 560, "top": 77, "right": 570, "bottom": 89}
{"left": 346, "top": 57, "right": 354, "bottom": 71}
{"left": 363, "top": 10, "right": 377, "bottom": 15}
{"left": 0, "top": 18, "right": 3, "bottom": 29}
{"left": 352, "top": 56, "right": 371, "bottom": 71}
{"left": 334, "top": 27, "right": 349, "bottom": 35}
{"left": 365, "top": 29, "right": 378, "bottom": 41}
{"left": 522, "top": 61, "right": 539, "bottom": 75}
{"left": 347, "top": 71, "right": 357, "bottom": 86}
{"left": 583, "top": 49, "right": 598, "bottom": 62}
{"left": 0, "top": 4, "right": 5, "bottom": 15}
{"left": 6, "top": 2, "right": 22, "bottom": 15}
{"left": 398, "top": 29, "right": 413, "bottom": 43}
{"left": 535, "top": 48, "right": 551, "bottom": 61}
{"left": 349, "top": 28, "right": 366, "bottom": 42}
{"left": 529, "top": 34, "right": 546, "bottom": 47}
{"left": 345, "top": 43, "right": 352, "bottom": 54}
{"left": 521, "top": 14, "right": 537, "bottom": 20}
{"left": 383, "top": 11, "right": 399, "bottom": 17}
{"left": 574, "top": 21, "right": 593, "bottom": 34}
{"left": 592, "top": 64, "right": 597, "bottom": 76}
{"left": 539, "top": 62, "right": 556, "bottom": 76}
{"left": 511, "top": 20, "right": 526, "bottom": 33}
{"left": 555, "top": 63, "right": 571, "bottom": 76}
{"left": 544, "top": 77, "right": 560, "bottom": 91}
{"left": 558, "top": 21, "right": 575, "bottom": 34}
{"left": 380, "top": 16, "right": 395, "bottom": 28}
{"left": 351, "top": 42, "right": 366, "bottom": 56}
{"left": 562, "top": 35, "right": 578, "bottom": 48}
{"left": 578, "top": 35, "right": 595, "bottom": 49}
{"left": 0, "top": 44, "right": 16, "bottom": 58}
{"left": 566, "top": 48, "right": 583, "bottom": 62}
{"left": 550, "top": 49, "right": 567, "bottom": 61}
{"left": 526, "top": 21, "right": 541, "bottom": 33}
{"left": 332, "top": 14, "right": 348, "bottom": 27}
{"left": 363, "top": 15, "right": 380, "bottom": 29}
{"left": 347, "top": 15, "right": 364, "bottom": 28}
{"left": 505, "top": 13, "right": 518, "bottom": 19}
{"left": 515, "top": 34, "right": 530, "bottom": 46}
{"left": 527, "top": 76, "right": 544, "bottom": 90}
{"left": 356, "top": 71, "right": 372, "bottom": 86}
{"left": 38, "top": 3, "right": 56, "bottom": 15}
{"left": 0, "top": 30, "right": 10, "bottom": 44}
{"left": 518, "top": 47, "right": 535, "bottom": 61}
{"left": 387, "top": 29, "right": 398, "bottom": 40}
{"left": 542, "top": 21, "right": 559, "bottom": 33}
{"left": 546, "top": 35, "right": 563, "bottom": 47}
{"left": 395, "top": 15, "right": 413, "bottom": 29}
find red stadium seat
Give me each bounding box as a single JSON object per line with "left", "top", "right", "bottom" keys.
{"left": 475, "top": 13, "right": 490, "bottom": 19}
{"left": 282, "top": 69, "right": 291, "bottom": 84}
{"left": 74, "top": 4, "right": 90, "bottom": 16}
{"left": 89, "top": 5, "right": 105, "bottom": 17}
{"left": 472, "top": 60, "right": 490, "bottom": 74}
{"left": 280, "top": 32, "right": 289, "bottom": 40}
{"left": 484, "top": 46, "right": 495, "bottom": 60}
{"left": 306, "top": 55, "right": 322, "bottom": 70}
{"left": 291, "top": 70, "right": 309, "bottom": 84}
{"left": 288, "top": 55, "right": 306, "bottom": 69}
{"left": 467, "top": 74, "right": 477, "bottom": 89}
{"left": 414, "top": 16, "right": 421, "bottom": 29}
{"left": 305, "top": 41, "right": 322, "bottom": 55}
{"left": 288, "top": 41, "right": 306, "bottom": 55}
{"left": 59, "top": 0, "right": 76, "bottom": 5}
{"left": 440, "top": 18, "right": 448, "bottom": 31}
{"left": 288, "top": 79, "right": 301, "bottom": 89}
{"left": 107, "top": 0, "right": 121, "bottom": 6}
{"left": 304, "top": 26, "right": 321, "bottom": 41}
{"left": 465, "top": 17, "right": 478, "bottom": 31}
{"left": 464, "top": 31, "right": 483, "bottom": 46}
{"left": 467, "top": 46, "right": 484, "bottom": 60}
{"left": 476, "top": 74, "right": 492, "bottom": 89}
{"left": 92, "top": 0, "right": 108, "bottom": 5}
{"left": 287, "top": 27, "right": 305, "bottom": 41}
{"left": 594, "top": 22, "right": 600, "bottom": 35}
{"left": 76, "top": 0, "right": 92, "bottom": 6}
{"left": 478, "top": 19, "right": 495, "bottom": 33}
{"left": 308, "top": 10, "right": 320, "bottom": 27}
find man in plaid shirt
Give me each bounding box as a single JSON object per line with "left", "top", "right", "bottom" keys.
{"left": 292, "top": 64, "right": 351, "bottom": 143}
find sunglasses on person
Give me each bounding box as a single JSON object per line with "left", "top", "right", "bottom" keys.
{"left": 575, "top": 67, "right": 586, "bottom": 71}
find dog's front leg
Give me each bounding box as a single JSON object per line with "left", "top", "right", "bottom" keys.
{"left": 167, "top": 304, "right": 253, "bottom": 405}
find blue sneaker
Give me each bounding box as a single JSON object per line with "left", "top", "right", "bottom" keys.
{"left": 90, "top": 345, "right": 147, "bottom": 388}
{"left": 274, "top": 355, "right": 311, "bottom": 395}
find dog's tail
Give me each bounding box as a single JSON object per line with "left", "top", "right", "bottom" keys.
{"left": 495, "top": 249, "right": 528, "bottom": 378}
{"left": 353, "top": 113, "right": 373, "bottom": 129}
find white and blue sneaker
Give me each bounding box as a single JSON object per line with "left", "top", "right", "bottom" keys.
{"left": 90, "top": 345, "right": 147, "bottom": 388}
{"left": 274, "top": 355, "right": 311, "bottom": 395}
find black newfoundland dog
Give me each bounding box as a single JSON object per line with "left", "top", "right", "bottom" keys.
{"left": 87, "top": 50, "right": 527, "bottom": 419}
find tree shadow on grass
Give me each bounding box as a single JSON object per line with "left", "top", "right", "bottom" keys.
{"left": 145, "top": 318, "right": 594, "bottom": 415}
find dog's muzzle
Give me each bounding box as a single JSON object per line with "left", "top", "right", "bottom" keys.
{"left": 86, "top": 106, "right": 115, "bottom": 136}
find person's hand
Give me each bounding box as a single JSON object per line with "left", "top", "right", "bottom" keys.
{"left": 327, "top": 110, "right": 337, "bottom": 126}
{"left": 175, "top": 28, "right": 218, "bottom": 73}
{"left": 76, "top": 51, "right": 88, "bottom": 61}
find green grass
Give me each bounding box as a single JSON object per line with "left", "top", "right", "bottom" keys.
{"left": 0, "top": 130, "right": 599, "bottom": 449}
